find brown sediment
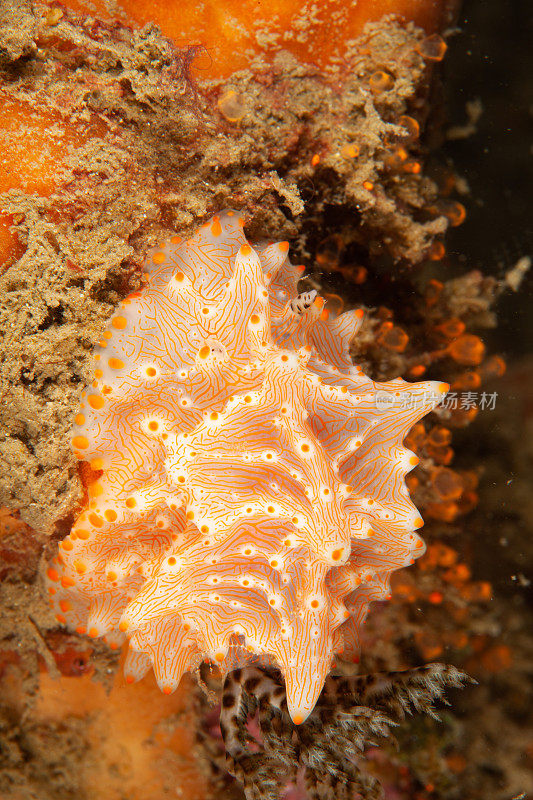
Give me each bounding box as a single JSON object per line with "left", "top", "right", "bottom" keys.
{"left": 0, "top": 2, "right": 531, "bottom": 800}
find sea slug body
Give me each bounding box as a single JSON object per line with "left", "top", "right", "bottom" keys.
{"left": 46, "top": 210, "right": 447, "bottom": 723}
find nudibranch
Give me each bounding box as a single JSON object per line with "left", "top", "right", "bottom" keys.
{"left": 46, "top": 210, "right": 447, "bottom": 724}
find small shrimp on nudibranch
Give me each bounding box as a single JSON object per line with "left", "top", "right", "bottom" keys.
{"left": 46, "top": 209, "right": 447, "bottom": 724}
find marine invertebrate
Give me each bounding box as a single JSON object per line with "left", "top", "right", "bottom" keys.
{"left": 46, "top": 209, "right": 447, "bottom": 723}
{"left": 218, "top": 663, "right": 470, "bottom": 800}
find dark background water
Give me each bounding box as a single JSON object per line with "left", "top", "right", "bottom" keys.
{"left": 443, "top": 0, "right": 532, "bottom": 357}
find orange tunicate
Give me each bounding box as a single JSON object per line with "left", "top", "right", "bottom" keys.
{"left": 451, "top": 370, "right": 481, "bottom": 391}
{"left": 417, "top": 549, "right": 436, "bottom": 572}
{"left": 426, "top": 444, "right": 454, "bottom": 465}
{"left": 425, "top": 500, "right": 459, "bottom": 523}
{"left": 392, "top": 578, "right": 418, "bottom": 603}
{"left": 43, "top": 6, "right": 64, "bottom": 25}
{"left": 341, "top": 143, "right": 360, "bottom": 159}
{"left": 50, "top": 0, "right": 457, "bottom": 80}
{"left": 397, "top": 115, "right": 420, "bottom": 142}
{"left": 405, "top": 474, "right": 419, "bottom": 492}
{"left": 471, "top": 635, "right": 489, "bottom": 654}
{"left": 450, "top": 607, "right": 469, "bottom": 624}
{"left": 377, "top": 306, "right": 394, "bottom": 320}
{"left": 432, "top": 542, "right": 457, "bottom": 568}
{"left": 416, "top": 33, "right": 448, "bottom": 61}
{"left": 404, "top": 422, "right": 426, "bottom": 452}
{"left": 443, "top": 563, "right": 471, "bottom": 584}
{"left": 414, "top": 631, "right": 443, "bottom": 661}
{"left": 217, "top": 90, "right": 246, "bottom": 122}
{"left": 457, "top": 489, "right": 478, "bottom": 515}
{"left": 427, "top": 426, "right": 452, "bottom": 447}
{"left": 460, "top": 470, "right": 479, "bottom": 492}
{"left": 376, "top": 322, "right": 409, "bottom": 353}
{"left": 477, "top": 581, "right": 492, "bottom": 601}
{"left": 479, "top": 644, "right": 512, "bottom": 673}
{"left": 445, "top": 201, "right": 467, "bottom": 227}
{"left": 448, "top": 334, "right": 485, "bottom": 366}
{"left": 402, "top": 159, "right": 421, "bottom": 174}
{"left": 479, "top": 354, "right": 506, "bottom": 380}
{"left": 425, "top": 279, "right": 443, "bottom": 307}
{"left": 408, "top": 364, "right": 427, "bottom": 379}
{"left": 430, "top": 467, "right": 463, "bottom": 501}
{"left": 322, "top": 292, "right": 344, "bottom": 316}
{"left": 459, "top": 580, "right": 492, "bottom": 602}
{"left": 447, "top": 630, "right": 468, "bottom": 649}
{"left": 385, "top": 146, "right": 408, "bottom": 170}
{"left": 352, "top": 266, "right": 367, "bottom": 284}
{"left": 438, "top": 169, "right": 457, "bottom": 197}
{"left": 369, "top": 70, "right": 394, "bottom": 93}
{"left": 450, "top": 405, "right": 479, "bottom": 427}
{"left": 418, "top": 542, "right": 457, "bottom": 572}
{"left": 428, "top": 240, "right": 445, "bottom": 261}
{"left": 435, "top": 318, "right": 466, "bottom": 340}
{"left": 316, "top": 234, "right": 344, "bottom": 268}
